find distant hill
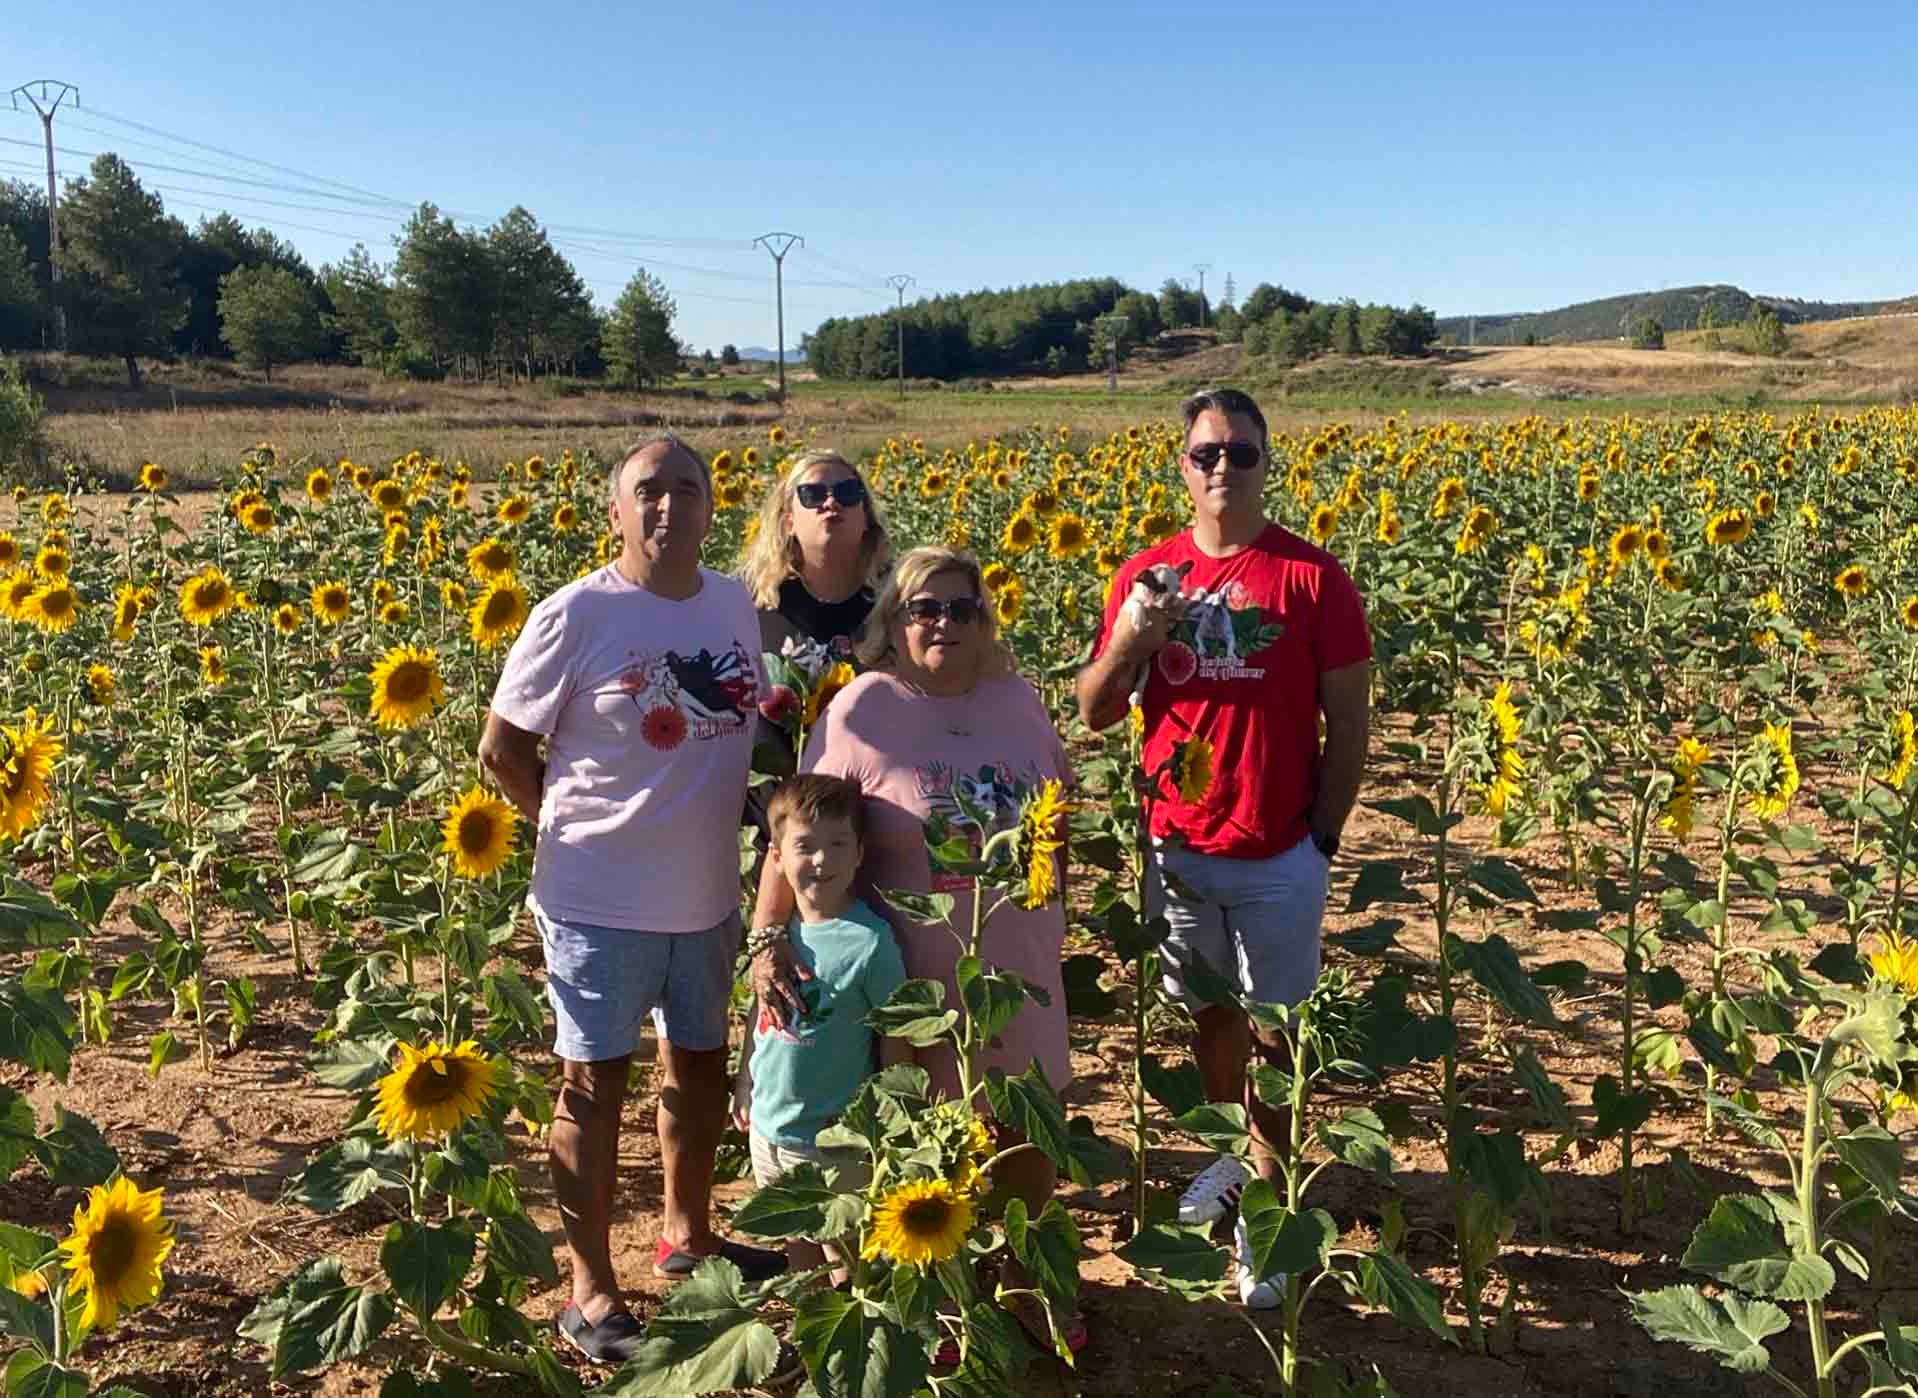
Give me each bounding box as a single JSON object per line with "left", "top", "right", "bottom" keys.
{"left": 732, "top": 345, "right": 807, "bottom": 363}
{"left": 1438, "top": 285, "right": 1906, "bottom": 346}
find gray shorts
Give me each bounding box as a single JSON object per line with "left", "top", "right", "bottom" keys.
{"left": 1148, "top": 835, "right": 1329, "bottom": 1011}
{"left": 748, "top": 1130, "right": 870, "bottom": 1191}
{"left": 537, "top": 906, "right": 739, "bottom": 1061}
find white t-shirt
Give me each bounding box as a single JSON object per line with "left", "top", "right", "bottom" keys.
{"left": 490, "top": 564, "right": 763, "bottom": 931}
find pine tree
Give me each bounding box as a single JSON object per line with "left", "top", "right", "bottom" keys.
{"left": 603, "top": 269, "right": 679, "bottom": 388}
{"left": 56, "top": 154, "right": 188, "bottom": 388}
{"left": 218, "top": 264, "right": 323, "bottom": 380}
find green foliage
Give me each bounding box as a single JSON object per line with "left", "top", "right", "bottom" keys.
{"left": 806, "top": 277, "right": 1133, "bottom": 380}
{"left": 218, "top": 264, "right": 325, "bottom": 380}
{"left": 54, "top": 154, "right": 188, "bottom": 387}
{"left": 1435, "top": 283, "right": 1880, "bottom": 344}
{"left": 603, "top": 268, "right": 680, "bottom": 388}
{"left": 321, "top": 244, "right": 399, "bottom": 369}
{"left": 0, "top": 354, "right": 46, "bottom": 469}
{"left": 1745, "top": 305, "right": 1789, "bottom": 357}
{"left": 1631, "top": 316, "right": 1665, "bottom": 350}
{"left": 0, "top": 229, "right": 40, "bottom": 348}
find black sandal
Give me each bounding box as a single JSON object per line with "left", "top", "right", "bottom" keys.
{"left": 554, "top": 1301, "right": 647, "bottom": 1364}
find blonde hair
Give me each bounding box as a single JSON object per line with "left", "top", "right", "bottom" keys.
{"left": 735, "top": 448, "right": 893, "bottom": 609}
{"left": 855, "top": 545, "right": 1014, "bottom": 676}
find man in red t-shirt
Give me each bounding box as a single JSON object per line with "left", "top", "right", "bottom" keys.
{"left": 1077, "top": 387, "right": 1371, "bottom": 1309}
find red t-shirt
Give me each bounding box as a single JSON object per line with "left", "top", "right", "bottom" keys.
{"left": 1092, "top": 524, "right": 1371, "bottom": 859}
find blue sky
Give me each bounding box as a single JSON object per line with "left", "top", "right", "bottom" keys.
{"left": 5, "top": 1, "right": 1914, "bottom": 353}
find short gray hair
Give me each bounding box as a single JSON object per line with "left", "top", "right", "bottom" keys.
{"left": 609, "top": 433, "right": 710, "bottom": 501}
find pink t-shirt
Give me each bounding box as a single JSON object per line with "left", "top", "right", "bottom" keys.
{"left": 801, "top": 670, "right": 1072, "bottom": 1097}
{"left": 491, "top": 564, "right": 762, "bottom": 931}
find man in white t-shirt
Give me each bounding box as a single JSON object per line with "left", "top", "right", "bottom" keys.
{"left": 480, "top": 435, "right": 783, "bottom": 1364}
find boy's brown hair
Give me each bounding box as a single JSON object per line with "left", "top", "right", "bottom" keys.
{"left": 766, "top": 773, "right": 866, "bottom": 844}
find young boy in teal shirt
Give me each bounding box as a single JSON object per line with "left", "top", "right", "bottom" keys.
{"left": 733, "top": 773, "right": 908, "bottom": 1277}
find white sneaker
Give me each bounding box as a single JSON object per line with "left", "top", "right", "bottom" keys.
{"left": 1176, "top": 1154, "right": 1250, "bottom": 1226}
{"left": 1234, "top": 1214, "right": 1283, "bottom": 1310}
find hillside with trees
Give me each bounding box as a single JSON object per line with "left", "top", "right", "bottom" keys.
{"left": 1438, "top": 284, "right": 1898, "bottom": 346}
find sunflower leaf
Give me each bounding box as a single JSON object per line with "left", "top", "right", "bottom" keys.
{"left": 1116, "top": 1223, "right": 1228, "bottom": 1299}
{"left": 983, "top": 1062, "right": 1081, "bottom": 1183}
{"left": 380, "top": 1220, "right": 478, "bottom": 1317}
{"left": 1356, "top": 1249, "right": 1456, "bottom": 1345}
{"left": 482, "top": 1208, "right": 558, "bottom": 1289}
{"left": 0, "top": 882, "right": 86, "bottom": 951}
{"left": 1002, "top": 1197, "right": 1081, "bottom": 1304}
{"left": 0, "top": 976, "right": 74, "bottom": 1080}
{"left": 309, "top": 1034, "right": 397, "bottom": 1091}
{"left": 28, "top": 1106, "right": 118, "bottom": 1189}
{"left": 270, "top": 1256, "right": 396, "bottom": 1376}
{"left": 290, "top": 1137, "right": 412, "bottom": 1213}
{"left": 1626, "top": 1284, "right": 1786, "bottom": 1374}
{"left": 791, "top": 1288, "right": 930, "bottom": 1398}
{"left": 0, "top": 1086, "right": 34, "bottom": 1179}
{"left": 867, "top": 978, "right": 958, "bottom": 1047}
{"left": 730, "top": 1162, "right": 835, "bottom": 1241}
{"left": 596, "top": 1258, "right": 780, "bottom": 1397}
{"left": 2, "top": 1354, "right": 88, "bottom": 1398}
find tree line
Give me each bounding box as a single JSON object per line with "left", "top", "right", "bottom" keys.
{"left": 803, "top": 274, "right": 1439, "bottom": 380}
{"left": 0, "top": 155, "right": 684, "bottom": 389}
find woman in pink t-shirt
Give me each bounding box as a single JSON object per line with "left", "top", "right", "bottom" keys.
{"left": 746, "top": 545, "right": 1083, "bottom": 1349}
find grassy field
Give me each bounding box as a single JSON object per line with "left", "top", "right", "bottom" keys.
{"left": 14, "top": 316, "right": 1918, "bottom": 488}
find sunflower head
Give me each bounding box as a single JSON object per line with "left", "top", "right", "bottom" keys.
{"left": 272, "top": 603, "right": 300, "bottom": 636}
{"left": 1001, "top": 512, "right": 1039, "bottom": 554}
{"left": 1835, "top": 564, "right": 1869, "bottom": 600}
{"left": 58, "top": 1176, "right": 174, "bottom": 1332}
{"left": 0, "top": 709, "right": 63, "bottom": 842}
{"left": 469, "top": 578, "right": 529, "bottom": 651}
{"left": 305, "top": 468, "right": 333, "bottom": 502}
{"left": 1047, "top": 513, "right": 1090, "bottom": 559}
{"left": 25, "top": 583, "right": 79, "bottom": 634}
{"left": 373, "top": 1039, "right": 498, "bottom": 1142}
{"left": 85, "top": 664, "right": 115, "bottom": 707}
{"left": 368, "top": 645, "right": 444, "bottom": 730}
{"left": 860, "top": 1177, "right": 974, "bottom": 1267}
{"left": 1016, "top": 779, "right": 1069, "bottom": 909}
{"left": 138, "top": 462, "right": 168, "bottom": 492}
{"left": 496, "top": 494, "right": 531, "bottom": 526}
{"left": 1747, "top": 721, "right": 1800, "bottom": 822}
{"left": 1170, "top": 736, "right": 1214, "bottom": 805}
{"left": 311, "top": 580, "right": 351, "bottom": 625}
{"left": 1870, "top": 934, "right": 1918, "bottom": 996}
{"left": 179, "top": 567, "right": 236, "bottom": 626}
{"left": 33, "top": 544, "right": 70, "bottom": 580}
{"left": 372, "top": 479, "right": 408, "bottom": 512}
{"left": 443, "top": 785, "right": 518, "bottom": 878}
{"left": 468, "top": 537, "right": 516, "bottom": 581}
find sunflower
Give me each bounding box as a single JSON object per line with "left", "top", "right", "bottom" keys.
{"left": 271, "top": 603, "right": 300, "bottom": 636}
{"left": 439, "top": 580, "right": 468, "bottom": 613}
{"left": 1834, "top": 564, "right": 1869, "bottom": 600}
{"left": 310, "top": 580, "right": 351, "bottom": 625}
{"left": 980, "top": 561, "right": 1012, "bottom": 594}
{"left": 24, "top": 583, "right": 79, "bottom": 633}
{"left": 1754, "top": 490, "right": 1776, "bottom": 518}
{"left": 199, "top": 645, "right": 226, "bottom": 687}
{"left": 57, "top": 1176, "right": 174, "bottom": 1332}
{"left": 368, "top": 645, "right": 444, "bottom": 729}
{"left": 469, "top": 577, "right": 529, "bottom": 650}
{"left": 0, "top": 533, "right": 16, "bottom": 571}
{"left": 1308, "top": 503, "right": 1338, "bottom": 545}
{"left": 1659, "top": 738, "right": 1710, "bottom": 839}
{"left": 1653, "top": 557, "right": 1684, "bottom": 592}
{"left": 1095, "top": 543, "right": 1127, "bottom": 575}
{"left": 1137, "top": 511, "right": 1179, "bottom": 544}
{"left": 1474, "top": 682, "right": 1525, "bottom": 817}
{"left": 371, "top": 578, "right": 396, "bottom": 608}
{"left": 1704, "top": 509, "right": 1753, "bottom": 547}
{"left": 1001, "top": 512, "right": 1040, "bottom": 555}
{"left": 442, "top": 785, "right": 517, "bottom": 878}
{"left": 711, "top": 449, "right": 735, "bottom": 473}
{"left": 1747, "top": 721, "right": 1799, "bottom": 822}
{"left": 743, "top": 447, "right": 761, "bottom": 468}
{"left": 34, "top": 543, "right": 70, "bottom": 580}
{"left": 496, "top": 494, "right": 531, "bottom": 526}
{"left": 1454, "top": 505, "right": 1497, "bottom": 557}
{"left": 41, "top": 494, "right": 70, "bottom": 525}
{"left": 110, "top": 583, "right": 142, "bottom": 641}
{"left": 138, "top": 461, "right": 168, "bottom": 492}
{"left": 1047, "top": 513, "right": 1090, "bottom": 560}
{"left": 1888, "top": 711, "right": 1917, "bottom": 789}
{"left": 804, "top": 662, "right": 856, "bottom": 730}
{"left": 994, "top": 579, "right": 1024, "bottom": 627}
{"left": 1017, "top": 778, "right": 1069, "bottom": 909}
{"left": 0, "top": 708, "right": 62, "bottom": 842}
{"left": 305, "top": 467, "right": 333, "bottom": 503}
{"left": 1869, "top": 934, "right": 1918, "bottom": 996}
{"left": 1643, "top": 527, "right": 1670, "bottom": 560}
{"left": 552, "top": 502, "right": 579, "bottom": 532}
{"left": 372, "top": 479, "right": 408, "bottom": 512}
{"left": 84, "top": 664, "right": 114, "bottom": 707}
{"left": 1432, "top": 476, "right": 1466, "bottom": 518}
{"left": 468, "top": 537, "right": 516, "bottom": 581}
{"left": 379, "top": 600, "right": 411, "bottom": 626}
{"left": 449, "top": 480, "right": 469, "bottom": 509}
{"left": 1607, "top": 524, "right": 1644, "bottom": 568}
{"left": 241, "top": 502, "right": 276, "bottom": 536}
{"left": 178, "top": 566, "right": 236, "bottom": 626}
{"left": 860, "top": 1177, "right": 974, "bottom": 1267}
{"left": 372, "top": 1039, "right": 497, "bottom": 1142}
{"left": 1170, "top": 736, "right": 1214, "bottom": 804}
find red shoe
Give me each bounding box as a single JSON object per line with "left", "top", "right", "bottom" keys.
{"left": 653, "top": 1235, "right": 787, "bottom": 1283}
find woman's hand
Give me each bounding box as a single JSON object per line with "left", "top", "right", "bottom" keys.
{"left": 751, "top": 938, "right": 813, "bottom": 1031}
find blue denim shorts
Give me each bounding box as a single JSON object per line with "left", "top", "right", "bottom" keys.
{"left": 537, "top": 906, "right": 739, "bottom": 1060}
{"left": 1148, "top": 835, "right": 1329, "bottom": 1011}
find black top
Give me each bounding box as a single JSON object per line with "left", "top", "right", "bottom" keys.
{"left": 772, "top": 577, "right": 874, "bottom": 658}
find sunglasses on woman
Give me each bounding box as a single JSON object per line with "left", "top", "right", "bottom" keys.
{"left": 794, "top": 479, "right": 867, "bottom": 510}
{"left": 903, "top": 596, "right": 984, "bottom": 626}
{"left": 1184, "top": 442, "right": 1263, "bottom": 471}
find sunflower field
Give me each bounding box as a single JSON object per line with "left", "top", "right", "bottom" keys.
{"left": 7, "top": 408, "right": 1918, "bottom": 1396}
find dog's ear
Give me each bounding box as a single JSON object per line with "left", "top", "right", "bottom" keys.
{"left": 1174, "top": 561, "right": 1194, "bottom": 579}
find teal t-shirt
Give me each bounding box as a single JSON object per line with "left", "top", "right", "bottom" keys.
{"left": 750, "top": 898, "right": 907, "bottom": 1151}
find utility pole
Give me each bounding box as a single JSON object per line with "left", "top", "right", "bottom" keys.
{"left": 753, "top": 232, "right": 802, "bottom": 402}
{"left": 1096, "top": 313, "right": 1128, "bottom": 396}
{"left": 10, "top": 79, "right": 79, "bottom": 352}
{"left": 1221, "top": 272, "right": 1236, "bottom": 312}
{"left": 1193, "top": 263, "right": 1211, "bottom": 328}
{"left": 884, "top": 274, "right": 914, "bottom": 399}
